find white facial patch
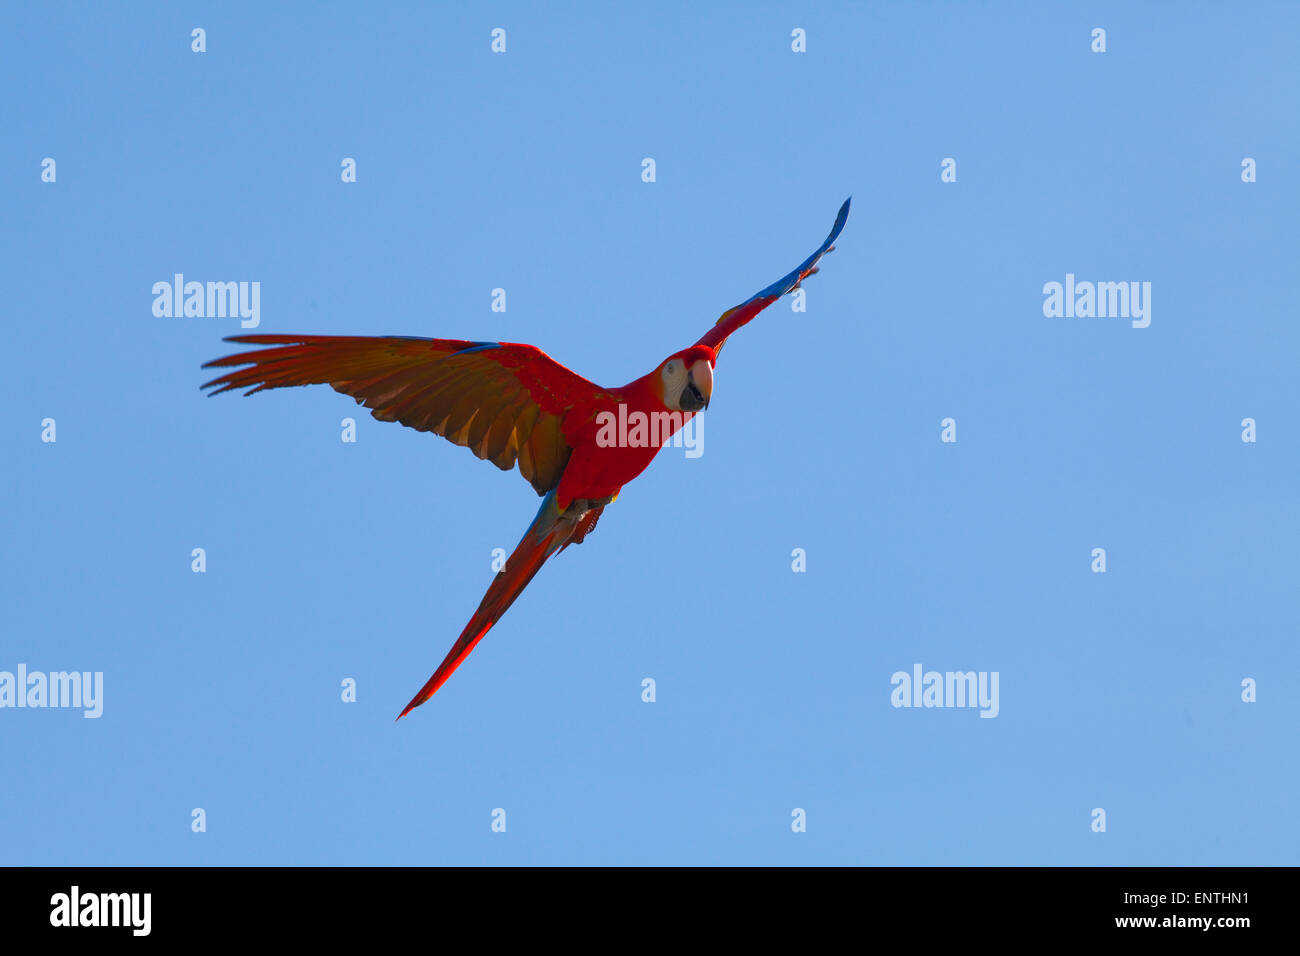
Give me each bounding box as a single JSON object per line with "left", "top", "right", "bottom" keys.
{"left": 660, "top": 359, "right": 688, "bottom": 410}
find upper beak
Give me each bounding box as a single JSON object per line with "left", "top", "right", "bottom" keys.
{"left": 688, "top": 362, "right": 713, "bottom": 411}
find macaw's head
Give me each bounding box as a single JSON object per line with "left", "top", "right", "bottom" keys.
{"left": 656, "top": 345, "right": 715, "bottom": 413}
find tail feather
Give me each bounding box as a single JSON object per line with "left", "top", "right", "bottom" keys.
{"left": 396, "top": 491, "right": 595, "bottom": 719}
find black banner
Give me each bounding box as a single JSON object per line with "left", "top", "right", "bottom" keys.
{"left": 1, "top": 866, "right": 1280, "bottom": 940}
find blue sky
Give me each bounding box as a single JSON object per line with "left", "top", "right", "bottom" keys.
{"left": 2, "top": 2, "right": 1297, "bottom": 865}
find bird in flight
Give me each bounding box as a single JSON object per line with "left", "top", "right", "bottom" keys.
{"left": 203, "top": 199, "right": 850, "bottom": 718}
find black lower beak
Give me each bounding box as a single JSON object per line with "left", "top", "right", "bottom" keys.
{"left": 681, "top": 382, "right": 707, "bottom": 412}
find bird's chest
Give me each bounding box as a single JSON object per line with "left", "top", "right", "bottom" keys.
{"left": 558, "top": 403, "right": 692, "bottom": 508}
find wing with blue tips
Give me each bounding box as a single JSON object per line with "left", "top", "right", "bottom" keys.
{"left": 696, "top": 198, "right": 850, "bottom": 359}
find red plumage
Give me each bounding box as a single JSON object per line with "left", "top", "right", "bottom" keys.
{"left": 202, "top": 200, "right": 849, "bottom": 715}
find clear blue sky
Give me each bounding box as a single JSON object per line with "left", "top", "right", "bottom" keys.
{"left": 3, "top": 2, "right": 1297, "bottom": 865}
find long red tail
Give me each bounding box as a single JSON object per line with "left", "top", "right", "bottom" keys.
{"left": 397, "top": 491, "right": 596, "bottom": 719}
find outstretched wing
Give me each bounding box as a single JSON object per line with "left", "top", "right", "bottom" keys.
{"left": 695, "top": 197, "right": 850, "bottom": 360}
{"left": 202, "top": 334, "right": 607, "bottom": 495}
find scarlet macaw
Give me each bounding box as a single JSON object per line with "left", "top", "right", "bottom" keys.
{"left": 202, "top": 198, "right": 849, "bottom": 718}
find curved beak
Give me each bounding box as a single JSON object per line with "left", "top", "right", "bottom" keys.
{"left": 681, "top": 360, "right": 713, "bottom": 412}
